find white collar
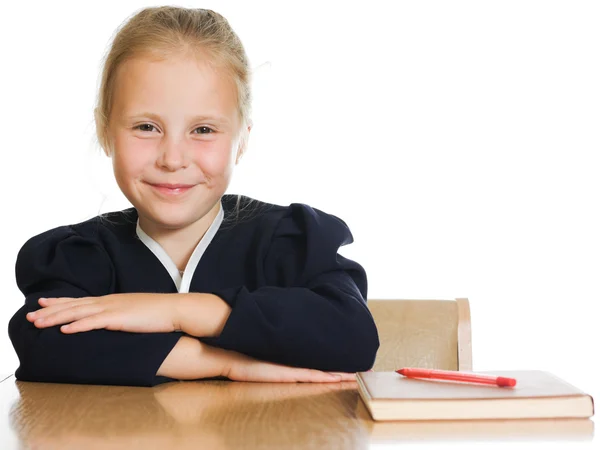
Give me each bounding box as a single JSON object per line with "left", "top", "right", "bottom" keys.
{"left": 135, "top": 201, "right": 224, "bottom": 293}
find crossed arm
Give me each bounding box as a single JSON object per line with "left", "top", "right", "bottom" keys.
{"left": 26, "top": 293, "right": 231, "bottom": 338}
{"left": 26, "top": 293, "right": 232, "bottom": 379}
{"left": 24, "top": 293, "right": 358, "bottom": 382}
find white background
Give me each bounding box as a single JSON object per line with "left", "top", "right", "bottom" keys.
{"left": 1, "top": 0, "right": 598, "bottom": 446}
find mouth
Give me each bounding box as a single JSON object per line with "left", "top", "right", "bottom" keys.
{"left": 146, "top": 182, "right": 196, "bottom": 196}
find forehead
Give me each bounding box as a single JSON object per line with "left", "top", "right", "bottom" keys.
{"left": 111, "top": 55, "right": 238, "bottom": 122}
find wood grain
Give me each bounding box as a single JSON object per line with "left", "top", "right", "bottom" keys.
{"left": 0, "top": 375, "right": 592, "bottom": 449}
{"left": 456, "top": 297, "right": 473, "bottom": 371}
{"left": 367, "top": 299, "right": 472, "bottom": 371}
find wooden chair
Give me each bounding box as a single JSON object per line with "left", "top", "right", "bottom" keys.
{"left": 366, "top": 298, "right": 472, "bottom": 372}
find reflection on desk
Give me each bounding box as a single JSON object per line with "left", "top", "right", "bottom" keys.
{"left": 0, "top": 375, "right": 594, "bottom": 449}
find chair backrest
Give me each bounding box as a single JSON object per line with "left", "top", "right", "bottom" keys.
{"left": 366, "top": 298, "right": 472, "bottom": 372}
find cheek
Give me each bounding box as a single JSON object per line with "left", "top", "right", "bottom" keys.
{"left": 112, "top": 137, "right": 153, "bottom": 179}
{"left": 194, "top": 142, "right": 236, "bottom": 176}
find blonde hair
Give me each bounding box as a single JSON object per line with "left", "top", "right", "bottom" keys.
{"left": 94, "top": 6, "right": 253, "bottom": 155}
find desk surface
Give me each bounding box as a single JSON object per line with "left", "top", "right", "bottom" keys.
{"left": 0, "top": 375, "right": 595, "bottom": 449}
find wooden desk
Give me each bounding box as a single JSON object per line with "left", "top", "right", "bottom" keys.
{"left": 0, "top": 375, "right": 594, "bottom": 449}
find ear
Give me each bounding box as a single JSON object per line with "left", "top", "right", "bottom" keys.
{"left": 94, "top": 107, "right": 112, "bottom": 157}
{"left": 235, "top": 145, "right": 243, "bottom": 165}
{"left": 235, "top": 123, "right": 252, "bottom": 165}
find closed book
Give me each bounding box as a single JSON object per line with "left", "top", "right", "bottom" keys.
{"left": 363, "top": 417, "right": 595, "bottom": 442}
{"left": 356, "top": 370, "right": 595, "bottom": 421}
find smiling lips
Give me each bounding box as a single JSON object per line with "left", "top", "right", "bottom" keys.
{"left": 148, "top": 182, "right": 196, "bottom": 196}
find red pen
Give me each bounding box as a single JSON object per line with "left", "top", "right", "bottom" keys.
{"left": 396, "top": 368, "right": 517, "bottom": 387}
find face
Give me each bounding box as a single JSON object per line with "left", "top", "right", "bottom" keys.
{"left": 106, "top": 54, "right": 249, "bottom": 231}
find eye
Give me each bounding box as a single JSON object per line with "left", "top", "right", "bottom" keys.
{"left": 194, "top": 126, "right": 214, "bottom": 134}
{"left": 134, "top": 124, "right": 157, "bottom": 132}
{"left": 132, "top": 124, "right": 214, "bottom": 134}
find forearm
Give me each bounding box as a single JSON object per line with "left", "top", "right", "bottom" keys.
{"left": 175, "top": 293, "right": 231, "bottom": 337}
{"left": 9, "top": 301, "right": 182, "bottom": 387}
{"left": 156, "top": 335, "right": 230, "bottom": 380}
{"left": 206, "top": 283, "right": 379, "bottom": 372}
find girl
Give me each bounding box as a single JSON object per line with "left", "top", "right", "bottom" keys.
{"left": 8, "top": 6, "right": 379, "bottom": 387}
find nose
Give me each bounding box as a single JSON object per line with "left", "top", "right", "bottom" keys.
{"left": 157, "top": 137, "right": 190, "bottom": 171}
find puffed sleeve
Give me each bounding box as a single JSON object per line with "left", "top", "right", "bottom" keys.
{"left": 8, "top": 226, "right": 183, "bottom": 387}
{"left": 206, "top": 203, "right": 379, "bottom": 372}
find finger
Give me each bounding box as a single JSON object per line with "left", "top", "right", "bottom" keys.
{"left": 327, "top": 372, "right": 357, "bottom": 381}
{"left": 280, "top": 368, "right": 343, "bottom": 383}
{"left": 31, "top": 304, "right": 104, "bottom": 329}
{"left": 62, "top": 311, "right": 131, "bottom": 334}
{"left": 60, "top": 315, "right": 111, "bottom": 334}
{"left": 27, "top": 299, "right": 96, "bottom": 322}
{"left": 38, "top": 297, "right": 85, "bottom": 306}
{"left": 301, "top": 369, "right": 344, "bottom": 383}
{"left": 245, "top": 365, "right": 340, "bottom": 383}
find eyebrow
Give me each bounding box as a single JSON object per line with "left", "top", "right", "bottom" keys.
{"left": 124, "top": 112, "right": 230, "bottom": 125}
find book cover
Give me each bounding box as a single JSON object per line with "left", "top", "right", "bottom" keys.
{"left": 357, "top": 370, "right": 595, "bottom": 421}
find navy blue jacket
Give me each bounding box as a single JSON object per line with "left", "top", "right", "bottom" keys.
{"left": 8, "top": 195, "right": 379, "bottom": 386}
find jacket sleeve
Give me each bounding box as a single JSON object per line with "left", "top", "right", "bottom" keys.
{"left": 8, "top": 226, "right": 183, "bottom": 387}
{"left": 204, "top": 203, "right": 379, "bottom": 372}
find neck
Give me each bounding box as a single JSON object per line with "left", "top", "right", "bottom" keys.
{"left": 138, "top": 201, "right": 221, "bottom": 271}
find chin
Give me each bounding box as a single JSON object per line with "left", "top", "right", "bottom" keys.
{"left": 142, "top": 202, "right": 210, "bottom": 230}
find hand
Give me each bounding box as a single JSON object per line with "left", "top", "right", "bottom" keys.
{"left": 221, "top": 349, "right": 357, "bottom": 383}
{"left": 25, "top": 293, "right": 180, "bottom": 334}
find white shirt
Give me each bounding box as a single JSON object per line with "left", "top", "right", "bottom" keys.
{"left": 135, "top": 201, "right": 224, "bottom": 293}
